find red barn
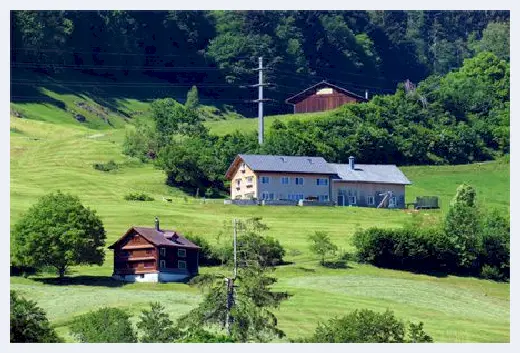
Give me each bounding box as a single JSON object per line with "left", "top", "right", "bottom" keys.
{"left": 108, "top": 218, "right": 200, "bottom": 282}
{"left": 285, "top": 81, "right": 368, "bottom": 114}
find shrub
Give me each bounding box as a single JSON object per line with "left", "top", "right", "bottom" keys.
{"left": 70, "top": 307, "right": 137, "bottom": 343}
{"left": 353, "top": 226, "right": 457, "bottom": 273}
{"left": 124, "top": 192, "right": 154, "bottom": 201}
{"left": 92, "top": 160, "right": 118, "bottom": 172}
{"left": 10, "top": 290, "right": 62, "bottom": 343}
{"left": 204, "top": 187, "right": 219, "bottom": 198}
{"left": 480, "top": 265, "right": 503, "bottom": 281}
{"left": 309, "top": 309, "right": 433, "bottom": 343}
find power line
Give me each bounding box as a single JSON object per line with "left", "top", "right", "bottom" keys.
{"left": 11, "top": 63, "right": 222, "bottom": 71}
{"left": 270, "top": 60, "right": 403, "bottom": 84}
{"left": 10, "top": 80, "right": 239, "bottom": 88}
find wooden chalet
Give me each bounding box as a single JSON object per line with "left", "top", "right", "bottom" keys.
{"left": 108, "top": 218, "right": 200, "bottom": 282}
{"left": 285, "top": 80, "right": 368, "bottom": 114}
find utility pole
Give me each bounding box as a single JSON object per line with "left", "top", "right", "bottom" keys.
{"left": 257, "top": 57, "right": 264, "bottom": 144}
{"left": 242, "top": 57, "right": 271, "bottom": 144}
{"left": 225, "top": 218, "right": 238, "bottom": 336}
{"left": 233, "top": 218, "right": 237, "bottom": 279}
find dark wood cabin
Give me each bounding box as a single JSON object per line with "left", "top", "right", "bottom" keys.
{"left": 285, "top": 81, "right": 368, "bottom": 114}
{"left": 108, "top": 219, "right": 200, "bottom": 282}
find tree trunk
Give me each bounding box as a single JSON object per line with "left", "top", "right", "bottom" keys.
{"left": 57, "top": 266, "right": 66, "bottom": 279}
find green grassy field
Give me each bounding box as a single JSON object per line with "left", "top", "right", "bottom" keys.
{"left": 10, "top": 102, "right": 510, "bottom": 342}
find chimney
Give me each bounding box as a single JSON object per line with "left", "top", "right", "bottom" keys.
{"left": 349, "top": 156, "right": 355, "bottom": 170}
{"left": 365, "top": 90, "right": 369, "bottom": 100}
{"left": 154, "top": 217, "right": 160, "bottom": 231}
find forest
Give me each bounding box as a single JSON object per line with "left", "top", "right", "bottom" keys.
{"left": 11, "top": 10, "right": 510, "bottom": 115}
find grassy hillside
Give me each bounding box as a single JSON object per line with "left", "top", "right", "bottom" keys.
{"left": 10, "top": 110, "right": 510, "bottom": 342}
{"left": 204, "top": 110, "right": 332, "bottom": 136}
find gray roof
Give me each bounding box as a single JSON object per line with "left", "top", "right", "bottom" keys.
{"left": 329, "top": 163, "right": 411, "bottom": 185}
{"left": 238, "top": 154, "right": 337, "bottom": 175}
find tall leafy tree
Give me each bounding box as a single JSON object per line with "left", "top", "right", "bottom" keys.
{"left": 179, "top": 218, "right": 288, "bottom": 342}
{"left": 12, "top": 191, "right": 106, "bottom": 278}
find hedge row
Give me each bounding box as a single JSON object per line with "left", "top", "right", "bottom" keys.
{"left": 353, "top": 223, "right": 509, "bottom": 280}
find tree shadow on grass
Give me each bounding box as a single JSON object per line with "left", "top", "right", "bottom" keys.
{"left": 410, "top": 269, "right": 449, "bottom": 278}
{"left": 33, "top": 275, "right": 130, "bottom": 288}
{"left": 295, "top": 267, "right": 316, "bottom": 273}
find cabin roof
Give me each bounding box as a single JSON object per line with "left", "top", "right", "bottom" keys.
{"left": 108, "top": 227, "right": 201, "bottom": 249}
{"left": 285, "top": 80, "right": 368, "bottom": 104}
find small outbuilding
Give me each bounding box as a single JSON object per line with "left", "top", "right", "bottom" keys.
{"left": 108, "top": 218, "right": 200, "bottom": 282}
{"left": 285, "top": 80, "right": 368, "bottom": 114}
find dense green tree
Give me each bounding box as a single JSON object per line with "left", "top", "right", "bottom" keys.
{"left": 151, "top": 98, "right": 207, "bottom": 143}
{"left": 137, "top": 302, "right": 176, "bottom": 343}
{"left": 122, "top": 119, "right": 158, "bottom": 162}
{"left": 70, "top": 307, "right": 137, "bottom": 343}
{"left": 470, "top": 21, "right": 510, "bottom": 61}
{"left": 10, "top": 290, "right": 62, "bottom": 343}
{"left": 444, "top": 184, "right": 482, "bottom": 271}
{"left": 12, "top": 191, "right": 106, "bottom": 278}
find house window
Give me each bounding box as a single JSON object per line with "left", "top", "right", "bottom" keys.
{"left": 316, "top": 178, "right": 328, "bottom": 186}
{"left": 260, "top": 176, "right": 270, "bottom": 184}
{"left": 348, "top": 196, "right": 357, "bottom": 205}
{"left": 146, "top": 249, "right": 153, "bottom": 255}
{"left": 178, "top": 248, "right": 186, "bottom": 257}
{"left": 367, "top": 196, "right": 375, "bottom": 206}
{"left": 160, "top": 248, "right": 166, "bottom": 257}
{"left": 288, "top": 194, "right": 304, "bottom": 201}
{"left": 246, "top": 176, "right": 253, "bottom": 184}
{"left": 295, "top": 177, "right": 304, "bottom": 185}
{"left": 318, "top": 195, "right": 329, "bottom": 202}
{"left": 159, "top": 260, "right": 166, "bottom": 268}
{"left": 389, "top": 197, "right": 397, "bottom": 207}
{"left": 240, "top": 163, "right": 246, "bottom": 173}
{"left": 178, "top": 260, "right": 187, "bottom": 270}
{"left": 144, "top": 261, "right": 154, "bottom": 268}
{"left": 281, "top": 176, "right": 290, "bottom": 185}
{"left": 236, "top": 179, "right": 241, "bottom": 187}
{"left": 261, "top": 192, "right": 275, "bottom": 200}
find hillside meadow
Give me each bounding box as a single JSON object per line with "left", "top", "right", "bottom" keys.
{"left": 10, "top": 110, "right": 510, "bottom": 342}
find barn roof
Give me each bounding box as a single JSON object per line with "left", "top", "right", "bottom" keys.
{"left": 225, "top": 154, "right": 336, "bottom": 179}
{"left": 329, "top": 163, "right": 412, "bottom": 185}
{"left": 108, "top": 227, "right": 201, "bottom": 249}
{"left": 285, "top": 80, "right": 368, "bottom": 104}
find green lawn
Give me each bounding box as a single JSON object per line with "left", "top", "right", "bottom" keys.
{"left": 10, "top": 112, "right": 510, "bottom": 342}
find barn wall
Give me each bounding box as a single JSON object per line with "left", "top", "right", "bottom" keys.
{"left": 293, "top": 89, "right": 361, "bottom": 113}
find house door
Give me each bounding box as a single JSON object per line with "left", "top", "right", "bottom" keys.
{"left": 337, "top": 195, "right": 345, "bottom": 206}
